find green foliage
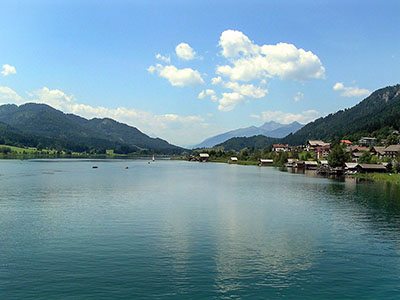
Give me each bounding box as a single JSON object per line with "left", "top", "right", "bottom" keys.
{"left": 328, "top": 145, "right": 348, "bottom": 167}
{"left": 298, "top": 151, "right": 314, "bottom": 161}
{"left": 358, "top": 151, "right": 372, "bottom": 164}
{"left": 394, "top": 162, "right": 400, "bottom": 174}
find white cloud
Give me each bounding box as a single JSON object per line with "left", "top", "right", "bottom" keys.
{"left": 32, "top": 87, "right": 75, "bottom": 110}
{"left": 1, "top": 64, "right": 17, "bottom": 76}
{"left": 253, "top": 109, "right": 321, "bottom": 124}
{"left": 211, "top": 76, "right": 222, "bottom": 85}
{"left": 294, "top": 91, "right": 304, "bottom": 102}
{"left": 175, "top": 42, "right": 196, "bottom": 60}
{"left": 217, "top": 30, "right": 325, "bottom": 82}
{"left": 333, "top": 82, "right": 371, "bottom": 97}
{"left": 223, "top": 81, "right": 268, "bottom": 98}
{"left": 218, "top": 92, "right": 244, "bottom": 112}
{"left": 155, "top": 53, "right": 171, "bottom": 63}
{"left": 250, "top": 114, "right": 260, "bottom": 119}
{"left": 198, "top": 89, "right": 217, "bottom": 102}
{"left": 148, "top": 64, "right": 204, "bottom": 87}
{"left": 0, "top": 86, "right": 23, "bottom": 102}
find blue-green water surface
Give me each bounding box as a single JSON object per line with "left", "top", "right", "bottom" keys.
{"left": 1, "top": 159, "right": 400, "bottom": 299}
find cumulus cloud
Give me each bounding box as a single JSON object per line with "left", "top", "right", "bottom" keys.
{"left": 223, "top": 81, "right": 268, "bottom": 98}
{"left": 155, "top": 53, "right": 171, "bottom": 63}
{"left": 0, "top": 86, "right": 23, "bottom": 102}
{"left": 217, "top": 30, "right": 325, "bottom": 82}
{"left": 1, "top": 64, "right": 17, "bottom": 76}
{"left": 218, "top": 92, "right": 244, "bottom": 112}
{"left": 211, "top": 76, "right": 222, "bottom": 85}
{"left": 333, "top": 82, "right": 371, "bottom": 97}
{"left": 198, "top": 89, "right": 217, "bottom": 102}
{"left": 148, "top": 64, "right": 204, "bottom": 87}
{"left": 175, "top": 43, "right": 196, "bottom": 60}
{"left": 251, "top": 109, "right": 321, "bottom": 124}
{"left": 294, "top": 91, "right": 304, "bottom": 102}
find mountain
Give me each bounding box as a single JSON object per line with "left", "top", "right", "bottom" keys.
{"left": 216, "top": 84, "right": 400, "bottom": 151}
{"left": 193, "top": 121, "right": 303, "bottom": 148}
{"left": 215, "top": 135, "right": 279, "bottom": 152}
{"left": 0, "top": 103, "right": 183, "bottom": 154}
{"left": 282, "top": 84, "right": 400, "bottom": 145}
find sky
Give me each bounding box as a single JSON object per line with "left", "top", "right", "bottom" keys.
{"left": 0, "top": 0, "right": 399, "bottom": 147}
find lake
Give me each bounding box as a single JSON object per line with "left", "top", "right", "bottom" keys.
{"left": 1, "top": 159, "right": 400, "bottom": 299}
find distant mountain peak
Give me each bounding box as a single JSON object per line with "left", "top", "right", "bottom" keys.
{"left": 193, "top": 120, "right": 303, "bottom": 149}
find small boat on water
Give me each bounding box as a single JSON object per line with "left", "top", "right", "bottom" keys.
{"left": 125, "top": 166, "right": 129, "bottom": 169}
{"left": 92, "top": 166, "right": 98, "bottom": 169}
{"left": 152, "top": 155, "right": 155, "bottom": 162}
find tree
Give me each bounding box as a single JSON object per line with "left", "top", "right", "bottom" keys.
{"left": 358, "top": 151, "right": 372, "bottom": 164}
{"left": 328, "top": 144, "right": 347, "bottom": 167}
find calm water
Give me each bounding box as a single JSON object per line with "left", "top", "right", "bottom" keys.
{"left": 1, "top": 159, "right": 400, "bottom": 299}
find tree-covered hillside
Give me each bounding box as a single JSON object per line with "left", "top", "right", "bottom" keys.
{"left": 217, "top": 84, "right": 400, "bottom": 151}
{"left": 0, "top": 103, "right": 184, "bottom": 154}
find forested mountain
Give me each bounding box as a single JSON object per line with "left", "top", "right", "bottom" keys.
{"left": 215, "top": 135, "right": 279, "bottom": 152}
{"left": 0, "top": 103, "right": 183, "bottom": 154}
{"left": 194, "top": 121, "right": 303, "bottom": 148}
{"left": 282, "top": 84, "right": 400, "bottom": 145}
{"left": 216, "top": 84, "right": 400, "bottom": 151}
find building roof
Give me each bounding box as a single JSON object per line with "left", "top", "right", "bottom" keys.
{"left": 352, "top": 152, "right": 364, "bottom": 157}
{"left": 358, "top": 164, "right": 386, "bottom": 170}
{"left": 199, "top": 153, "right": 210, "bottom": 158}
{"left": 315, "top": 145, "right": 330, "bottom": 151}
{"left": 360, "top": 137, "right": 377, "bottom": 140}
{"left": 341, "top": 139, "right": 352, "bottom": 144}
{"left": 307, "top": 140, "right": 329, "bottom": 146}
{"left": 260, "top": 159, "right": 273, "bottom": 163}
{"left": 287, "top": 158, "right": 298, "bottom": 163}
{"left": 347, "top": 145, "right": 369, "bottom": 152}
{"left": 373, "top": 146, "right": 386, "bottom": 155}
{"left": 273, "top": 144, "right": 288, "bottom": 148}
{"left": 385, "top": 145, "right": 400, "bottom": 152}
{"left": 305, "top": 161, "right": 318, "bottom": 165}
{"left": 230, "top": 157, "right": 238, "bottom": 161}
{"left": 320, "top": 160, "right": 329, "bottom": 164}
{"left": 345, "top": 163, "right": 359, "bottom": 169}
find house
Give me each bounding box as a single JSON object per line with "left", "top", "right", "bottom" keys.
{"left": 345, "top": 162, "right": 359, "bottom": 173}
{"left": 371, "top": 146, "right": 386, "bottom": 159}
{"left": 272, "top": 144, "right": 290, "bottom": 152}
{"left": 286, "top": 158, "right": 298, "bottom": 167}
{"left": 341, "top": 139, "right": 352, "bottom": 145}
{"left": 358, "top": 137, "right": 377, "bottom": 146}
{"left": 305, "top": 161, "right": 318, "bottom": 170}
{"left": 351, "top": 151, "right": 365, "bottom": 162}
{"left": 306, "top": 140, "right": 330, "bottom": 152}
{"left": 315, "top": 145, "right": 330, "bottom": 159}
{"left": 259, "top": 159, "right": 273, "bottom": 166}
{"left": 320, "top": 160, "right": 329, "bottom": 167}
{"left": 296, "top": 161, "right": 305, "bottom": 168}
{"left": 357, "top": 164, "right": 386, "bottom": 173}
{"left": 384, "top": 145, "right": 400, "bottom": 159}
{"left": 229, "top": 157, "right": 238, "bottom": 163}
{"left": 199, "top": 153, "right": 210, "bottom": 162}
{"left": 346, "top": 145, "right": 369, "bottom": 153}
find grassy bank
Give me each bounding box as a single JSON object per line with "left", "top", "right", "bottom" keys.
{"left": 352, "top": 173, "right": 400, "bottom": 184}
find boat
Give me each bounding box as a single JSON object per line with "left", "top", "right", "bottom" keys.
{"left": 92, "top": 166, "right": 98, "bottom": 169}
{"left": 152, "top": 155, "right": 155, "bottom": 162}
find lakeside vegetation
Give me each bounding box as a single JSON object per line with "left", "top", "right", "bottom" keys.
{"left": 352, "top": 173, "right": 400, "bottom": 184}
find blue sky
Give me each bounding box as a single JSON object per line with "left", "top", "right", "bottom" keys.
{"left": 1, "top": 0, "right": 399, "bottom": 147}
